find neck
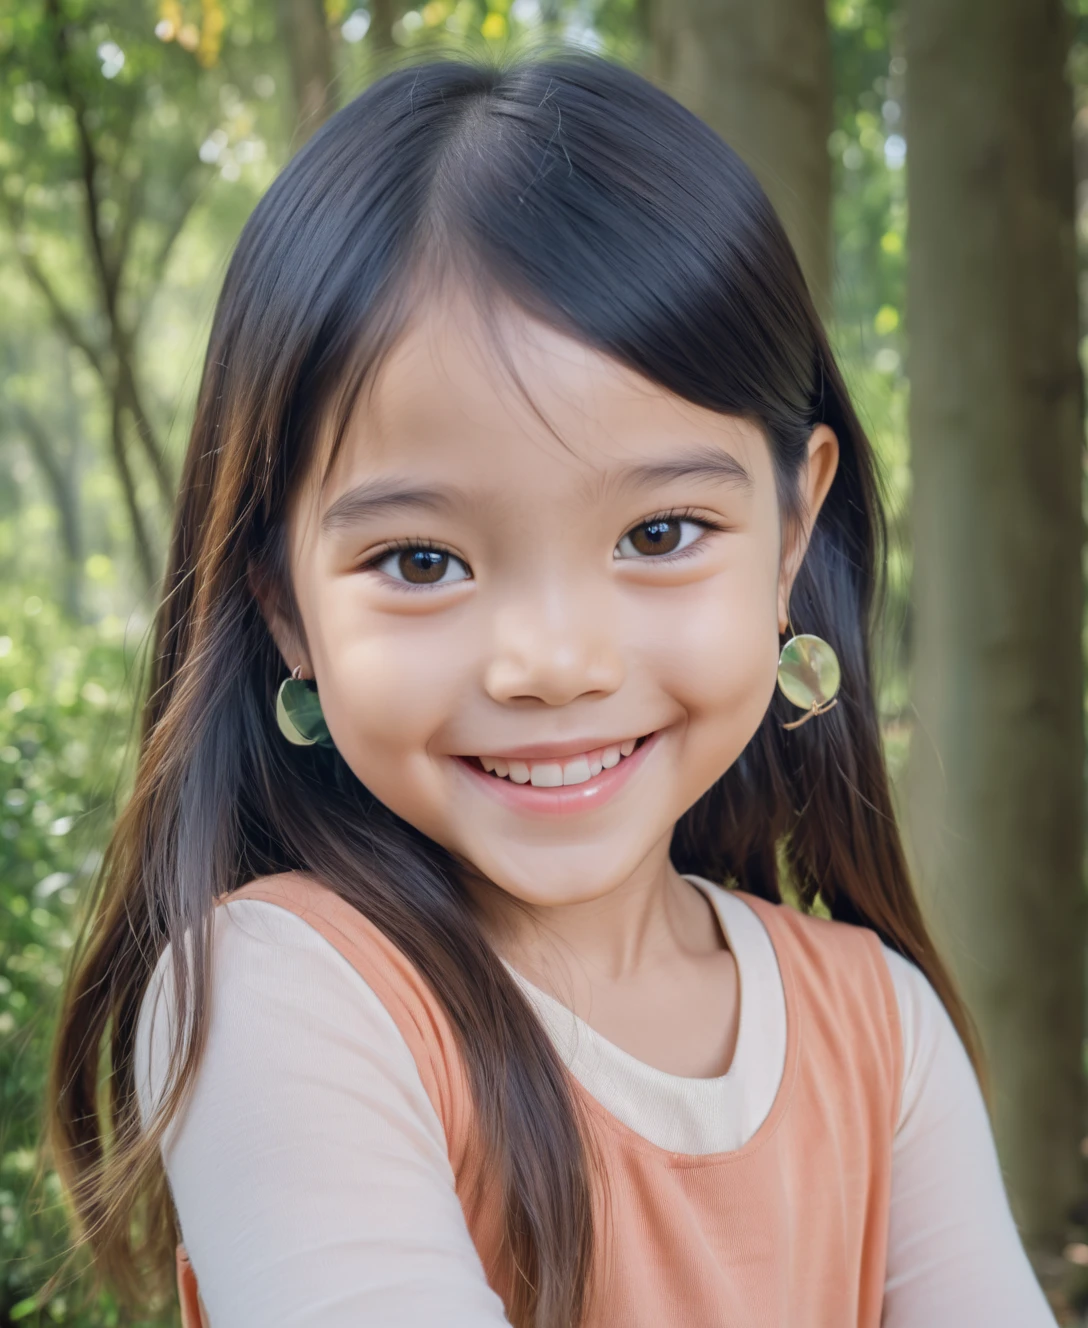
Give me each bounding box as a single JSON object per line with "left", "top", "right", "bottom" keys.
{"left": 467, "top": 841, "right": 724, "bottom": 986}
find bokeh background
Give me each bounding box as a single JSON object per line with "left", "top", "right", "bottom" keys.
{"left": 2, "top": 0, "right": 1088, "bottom": 1323}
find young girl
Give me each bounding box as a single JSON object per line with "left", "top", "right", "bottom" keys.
{"left": 48, "top": 52, "right": 1056, "bottom": 1328}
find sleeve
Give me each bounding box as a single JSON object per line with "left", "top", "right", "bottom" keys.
{"left": 879, "top": 944, "right": 1058, "bottom": 1327}
{"left": 134, "top": 898, "right": 512, "bottom": 1328}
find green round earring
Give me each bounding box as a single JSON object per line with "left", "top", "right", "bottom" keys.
{"left": 776, "top": 628, "right": 841, "bottom": 730}
{"left": 275, "top": 666, "right": 334, "bottom": 748}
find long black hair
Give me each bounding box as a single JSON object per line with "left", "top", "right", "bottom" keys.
{"left": 49, "top": 51, "right": 976, "bottom": 1328}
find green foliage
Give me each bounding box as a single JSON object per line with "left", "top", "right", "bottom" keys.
{"left": 0, "top": 5, "right": 281, "bottom": 1318}
{"left": 0, "top": 589, "right": 148, "bottom": 1324}
{"left": 329, "top": 0, "right": 647, "bottom": 75}
{"left": 0, "top": 0, "right": 288, "bottom": 600}
{"left": 826, "top": 0, "right": 912, "bottom": 756}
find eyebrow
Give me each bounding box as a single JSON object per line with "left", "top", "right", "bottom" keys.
{"left": 614, "top": 444, "right": 754, "bottom": 494}
{"left": 320, "top": 445, "right": 753, "bottom": 535}
{"left": 320, "top": 480, "right": 459, "bottom": 534}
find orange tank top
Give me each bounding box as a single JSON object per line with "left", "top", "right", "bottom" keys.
{"left": 175, "top": 872, "right": 903, "bottom": 1327}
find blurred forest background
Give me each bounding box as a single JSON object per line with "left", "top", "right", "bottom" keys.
{"left": 2, "top": 0, "right": 1088, "bottom": 1322}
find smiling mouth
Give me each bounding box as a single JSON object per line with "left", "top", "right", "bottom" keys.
{"left": 463, "top": 734, "right": 654, "bottom": 788}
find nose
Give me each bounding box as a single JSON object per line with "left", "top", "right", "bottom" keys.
{"left": 483, "top": 580, "right": 626, "bottom": 707}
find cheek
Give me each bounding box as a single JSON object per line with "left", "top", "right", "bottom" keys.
{"left": 330, "top": 636, "right": 458, "bottom": 750}
{"left": 316, "top": 631, "right": 464, "bottom": 836}
{"left": 648, "top": 548, "right": 782, "bottom": 735}
{"left": 306, "top": 584, "right": 468, "bottom": 787}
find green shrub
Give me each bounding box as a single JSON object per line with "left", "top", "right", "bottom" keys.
{"left": 0, "top": 590, "right": 169, "bottom": 1326}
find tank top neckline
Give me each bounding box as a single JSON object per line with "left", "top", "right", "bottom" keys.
{"left": 506, "top": 877, "right": 802, "bottom": 1165}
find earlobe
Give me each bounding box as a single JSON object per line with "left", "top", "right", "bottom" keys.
{"left": 777, "top": 595, "right": 790, "bottom": 638}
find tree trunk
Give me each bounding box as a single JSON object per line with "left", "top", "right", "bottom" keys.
{"left": 370, "top": 0, "right": 398, "bottom": 50}
{"left": 905, "top": 0, "right": 1086, "bottom": 1291}
{"left": 108, "top": 391, "right": 157, "bottom": 593}
{"left": 280, "top": 0, "right": 338, "bottom": 144}
{"left": 13, "top": 404, "right": 84, "bottom": 622}
{"left": 650, "top": 0, "right": 833, "bottom": 319}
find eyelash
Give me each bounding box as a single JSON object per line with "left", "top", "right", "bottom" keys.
{"left": 359, "top": 507, "right": 726, "bottom": 593}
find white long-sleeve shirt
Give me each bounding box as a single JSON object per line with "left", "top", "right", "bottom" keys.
{"left": 135, "top": 876, "right": 1056, "bottom": 1326}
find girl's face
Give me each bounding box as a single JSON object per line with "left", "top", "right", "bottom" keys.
{"left": 269, "top": 292, "right": 837, "bottom": 909}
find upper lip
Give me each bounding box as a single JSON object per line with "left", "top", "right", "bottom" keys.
{"left": 459, "top": 732, "right": 653, "bottom": 762}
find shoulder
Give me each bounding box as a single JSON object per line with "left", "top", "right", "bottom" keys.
{"left": 698, "top": 882, "right": 894, "bottom": 997}
{"left": 877, "top": 942, "right": 942, "bottom": 1060}
{"left": 732, "top": 889, "right": 892, "bottom": 984}
{"left": 217, "top": 872, "right": 422, "bottom": 999}
{"left": 137, "top": 875, "right": 467, "bottom": 1139}
{"left": 731, "top": 896, "right": 977, "bottom": 1129}
{"left": 134, "top": 890, "right": 418, "bottom": 1129}
{"left": 876, "top": 941, "right": 977, "bottom": 1136}
{"left": 137, "top": 873, "right": 417, "bottom": 1057}
{"left": 145, "top": 873, "right": 367, "bottom": 1023}
{"left": 218, "top": 869, "right": 359, "bottom": 928}
{"left": 730, "top": 891, "right": 904, "bottom": 1118}
{"left": 134, "top": 895, "right": 509, "bottom": 1327}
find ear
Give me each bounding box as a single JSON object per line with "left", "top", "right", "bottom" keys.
{"left": 777, "top": 424, "right": 840, "bottom": 634}
{"left": 246, "top": 560, "right": 312, "bottom": 677}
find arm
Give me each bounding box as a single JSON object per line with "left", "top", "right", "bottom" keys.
{"left": 880, "top": 946, "right": 1058, "bottom": 1327}
{"left": 135, "top": 899, "right": 512, "bottom": 1328}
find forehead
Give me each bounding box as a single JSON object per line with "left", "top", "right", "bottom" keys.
{"left": 305, "top": 291, "right": 772, "bottom": 521}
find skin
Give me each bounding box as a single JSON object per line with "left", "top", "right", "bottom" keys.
{"left": 260, "top": 290, "right": 838, "bottom": 1079}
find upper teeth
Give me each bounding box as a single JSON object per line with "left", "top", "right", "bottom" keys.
{"left": 480, "top": 738, "right": 640, "bottom": 787}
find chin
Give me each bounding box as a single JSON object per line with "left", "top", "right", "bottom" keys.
{"left": 471, "top": 848, "right": 643, "bottom": 909}
{"left": 508, "top": 880, "right": 616, "bottom": 909}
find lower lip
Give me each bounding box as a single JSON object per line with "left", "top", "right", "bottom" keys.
{"left": 454, "top": 729, "right": 662, "bottom": 817}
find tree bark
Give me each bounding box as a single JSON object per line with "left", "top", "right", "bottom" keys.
{"left": 44, "top": 0, "right": 176, "bottom": 507}
{"left": 108, "top": 392, "right": 157, "bottom": 593}
{"left": 280, "top": 0, "right": 338, "bottom": 144}
{"left": 905, "top": 0, "right": 1086, "bottom": 1289}
{"left": 368, "top": 0, "right": 398, "bottom": 52}
{"left": 650, "top": 0, "right": 833, "bottom": 319}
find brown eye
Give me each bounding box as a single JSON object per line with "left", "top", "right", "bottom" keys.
{"left": 399, "top": 549, "right": 449, "bottom": 583}
{"left": 627, "top": 519, "right": 682, "bottom": 555}
{"left": 616, "top": 516, "right": 709, "bottom": 560}
{"left": 371, "top": 546, "right": 471, "bottom": 589}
